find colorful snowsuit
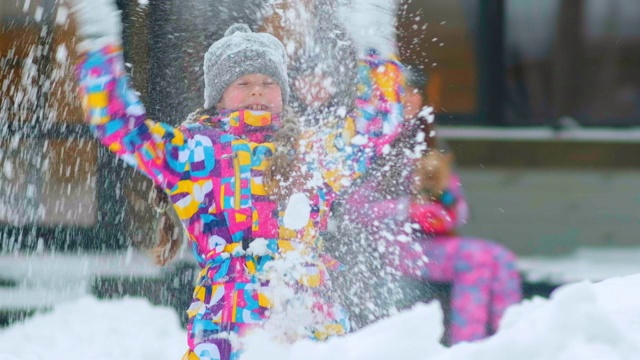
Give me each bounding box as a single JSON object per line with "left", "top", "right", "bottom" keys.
{"left": 77, "top": 44, "right": 404, "bottom": 359}
{"left": 347, "top": 173, "right": 522, "bottom": 345}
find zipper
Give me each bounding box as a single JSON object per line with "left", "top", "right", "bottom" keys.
{"left": 233, "top": 150, "right": 241, "bottom": 210}
{"left": 234, "top": 144, "right": 251, "bottom": 251}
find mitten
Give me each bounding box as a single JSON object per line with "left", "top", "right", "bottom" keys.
{"left": 409, "top": 199, "right": 456, "bottom": 234}
{"left": 67, "top": 0, "right": 122, "bottom": 52}
{"left": 338, "top": 0, "right": 398, "bottom": 57}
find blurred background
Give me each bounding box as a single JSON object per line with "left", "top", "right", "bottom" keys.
{"left": 2, "top": 0, "right": 640, "bottom": 326}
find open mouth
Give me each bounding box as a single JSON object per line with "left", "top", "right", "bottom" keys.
{"left": 247, "top": 104, "right": 268, "bottom": 111}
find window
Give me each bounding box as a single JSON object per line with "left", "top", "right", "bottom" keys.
{"left": 397, "top": 0, "right": 480, "bottom": 122}
{"left": 505, "top": 0, "right": 640, "bottom": 126}
{"left": 397, "top": 0, "right": 640, "bottom": 127}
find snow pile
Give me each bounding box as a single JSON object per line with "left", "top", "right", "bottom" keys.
{"left": 242, "top": 274, "right": 640, "bottom": 360}
{"left": 443, "top": 277, "right": 640, "bottom": 360}
{"left": 0, "top": 297, "right": 186, "bottom": 360}
{"left": 242, "top": 301, "right": 446, "bottom": 360}
{"left": 2, "top": 275, "right": 640, "bottom": 360}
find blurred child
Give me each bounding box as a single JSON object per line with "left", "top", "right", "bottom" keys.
{"left": 406, "top": 145, "right": 522, "bottom": 345}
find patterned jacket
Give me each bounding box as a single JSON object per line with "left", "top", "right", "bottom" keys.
{"left": 78, "top": 44, "right": 404, "bottom": 358}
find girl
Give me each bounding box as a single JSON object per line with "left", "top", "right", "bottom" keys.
{"left": 403, "top": 144, "right": 522, "bottom": 345}
{"left": 70, "top": 0, "right": 404, "bottom": 358}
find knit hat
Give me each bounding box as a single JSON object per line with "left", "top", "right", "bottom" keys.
{"left": 203, "top": 24, "right": 290, "bottom": 109}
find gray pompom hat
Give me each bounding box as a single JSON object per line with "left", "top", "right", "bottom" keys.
{"left": 203, "top": 24, "right": 290, "bottom": 110}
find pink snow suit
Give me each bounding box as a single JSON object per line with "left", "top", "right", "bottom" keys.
{"left": 347, "top": 173, "right": 522, "bottom": 345}
{"left": 77, "top": 44, "right": 404, "bottom": 359}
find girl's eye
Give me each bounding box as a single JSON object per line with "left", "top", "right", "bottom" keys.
{"left": 264, "top": 81, "right": 275, "bottom": 86}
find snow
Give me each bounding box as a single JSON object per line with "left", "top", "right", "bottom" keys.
{"left": 282, "top": 192, "right": 311, "bottom": 230}
{"left": 338, "top": 0, "right": 398, "bottom": 57}
{"left": 518, "top": 246, "right": 640, "bottom": 284}
{"left": 55, "top": 45, "right": 69, "bottom": 64}
{"left": 242, "top": 302, "right": 445, "bottom": 360}
{"left": 349, "top": 135, "right": 368, "bottom": 146}
{"left": 246, "top": 238, "right": 270, "bottom": 257}
{"left": 0, "top": 297, "right": 186, "bottom": 360}
{"left": 442, "top": 278, "right": 640, "bottom": 360}
{"left": 2, "top": 161, "right": 13, "bottom": 179}
{"left": 0, "top": 251, "right": 163, "bottom": 310}
{"left": 242, "top": 275, "right": 640, "bottom": 360}
{"left": 2, "top": 274, "right": 640, "bottom": 359}
{"left": 55, "top": 6, "right": 69, "bottom": 25}
{"left": 33, "top": 6, "right": 43, "bottom": 23}
{"left": 418, "top": 106, "right": 435, "bottom": 123}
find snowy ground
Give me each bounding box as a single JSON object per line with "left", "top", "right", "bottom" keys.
{"left": 518, "top": 246, "right": 640, "bottom": 284}
{"left": 4, "top": 246, "right": 640, "bottom": 309}
{"left": 1, "top": 274, "right": 640, "bottom": 360}
{"left": 0, "top": 250, "right": 165, "bottom": 309}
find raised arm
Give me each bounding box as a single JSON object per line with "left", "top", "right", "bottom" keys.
{"left": 72, "top": 0, "right": 189, "bottom": 190}
{"left": 311, "top": 51, "right": 405, "bottom": 193}
{"left": 261, "top": 0, "right": 405, "bottom": 193}
{"left": 327, "top": 0, "right": 406, "bottom": 192}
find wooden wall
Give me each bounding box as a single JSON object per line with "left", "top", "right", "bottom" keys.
{"left": 0, "top": 1, "right": 97, "bottom": 227}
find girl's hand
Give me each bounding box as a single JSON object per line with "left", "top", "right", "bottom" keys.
{"left": 67, "top": 0, "right": 122, "bottom": 52}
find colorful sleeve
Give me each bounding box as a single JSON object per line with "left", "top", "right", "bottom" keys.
{"left": 77, "top": 44, "right": 188, "bottom": 189}
{"left": 310, "top": 52, "right": 405, "bottom": 194}
{"left": 410, "top": 174, "right": 469, "bottom": 235}
{"left": 352, "top": 52, "right": 405, "bottom": 148}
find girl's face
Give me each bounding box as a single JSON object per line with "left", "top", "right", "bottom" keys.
{"left": 217, "top": 74, "right": 283, "bottom": 113}
{"left": 414, "top": 151, "right": 453, "bottom": 195}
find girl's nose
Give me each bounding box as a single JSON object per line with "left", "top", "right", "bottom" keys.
{"left": 250, "top": 84, "right": 264, "bottom": 96}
